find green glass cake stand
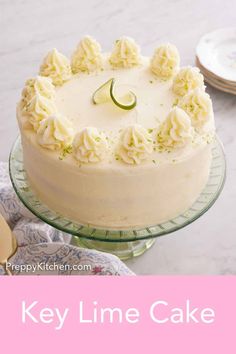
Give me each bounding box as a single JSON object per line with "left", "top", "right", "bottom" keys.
{"left": 9, "top": 136, "right": 226, "bottom": 260}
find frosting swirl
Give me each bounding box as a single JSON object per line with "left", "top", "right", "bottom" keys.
{"left": 178, "top": 88, "right": 213, "bottom": 129}
{"left": 172, "top": 67, "right": 204, "bottom": 96}
{"left": 39, "top": 48, "right": 72, "bottom": 86}
{"left": 71, "top": 36, "right": 103, "bottom": 73}
{"left": 21, "top": 76, "right": 55, "bottom": 107}
{"left": 72, "top": 127, "right": 108, "bottom": 163}
{"left": 24, "top": 94, "right": 57, "bottom": 130}
{"left": 117, "top": 125, "right": 153, "bottom": 164}
{"left": 150, "top": 43, "right": 180, "bottom": 78}
{"left": 109, "top": 37, "right": 141, "bottom": 68}
{"left": 37, "top": 114, "right": 74, "bottom": 150}
{"left": 157, "top": 107, "right": 194, "bottom": 148}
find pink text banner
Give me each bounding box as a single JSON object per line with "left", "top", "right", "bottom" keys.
{"left": 0, "top": 276, "right": 235, "bottom": 353}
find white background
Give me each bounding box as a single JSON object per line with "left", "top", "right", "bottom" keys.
{"left": 1, "top": 0, "right": 236, "bottom": 274}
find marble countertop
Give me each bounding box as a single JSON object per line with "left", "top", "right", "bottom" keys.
{"left": 1, "top": 0, "right": 236, "bottom": 274}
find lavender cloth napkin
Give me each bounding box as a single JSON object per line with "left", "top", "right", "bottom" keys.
{"left": 0, "top": 162, "right": 134, "bottom": 276}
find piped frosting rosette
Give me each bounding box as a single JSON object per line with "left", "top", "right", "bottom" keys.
{"left": 178, "top": 88, "right": 213, "bottom": 130}
{"left": 172, "top": 67, "right": 205, "bottom": 96}
{"left": 23, "top": 94, "right": 57, "bottom": 131}
{"left": 150, "top": 43, "right": 180, "bottom": 79}
{"left": 39, "top": 48, "right": 72, "bottom": 86}
{"left": 21, "top": 76, "right": 55, "bottom": 108}
{"left": 157, "top": 107, "right": 194, "bottom": 148}
{"left": 72, "top": 127, "right": 108, "bottom": 163}
{"left": 71, "top": 35, "right": 103, "bottom": 74}
{"left": 109, "top": 37, "right": 141, "bottom": 68}
{"left": 117, "top": 125, "right": 153, "bottom": 164}
{"left": 36, "top": 114, "right": 74, "bottom": 151}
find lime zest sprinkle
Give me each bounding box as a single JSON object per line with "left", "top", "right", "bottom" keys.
{"left": 59, "top": 144, "right": 73, "bottom": 160}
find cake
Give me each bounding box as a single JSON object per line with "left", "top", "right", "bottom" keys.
{"left": 17, "top": 36, "right": 215, "bottom": 230}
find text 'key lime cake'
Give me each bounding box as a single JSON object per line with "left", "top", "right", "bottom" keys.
{"left": 17, "top": 36, "right": 215, "bottom": 229}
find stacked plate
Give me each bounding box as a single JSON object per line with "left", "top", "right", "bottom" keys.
{"left": 196, "top": 28, "right": 236, "bottom": 95}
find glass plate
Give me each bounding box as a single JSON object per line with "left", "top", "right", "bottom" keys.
{"left": 9, "top": 136, "right": 226, "bottom": 259}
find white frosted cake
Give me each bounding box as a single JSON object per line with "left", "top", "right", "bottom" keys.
{"left": 17, "top": 36, "right": 215, "bottom": 229}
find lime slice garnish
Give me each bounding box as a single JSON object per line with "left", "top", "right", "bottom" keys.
{"left": 92, "top": 78, "right": 114, "bottom": 104}
{"left": 110, "top": 79, "right": 137, "bottom": 110}
{"left": 92, "top": 78, "right": 137, "bottom": 110}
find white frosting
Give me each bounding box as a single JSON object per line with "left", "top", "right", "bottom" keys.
{"left": 17, "top": 44, "right": 215, "bottom": 229}
{"left": 23, "top": 94, "right": 57, "bottom": 130}
{"left": 21, "top": 76, "right": 55, "bottom": 107}
{"left": 178, "top": 88, "right": 213, "bottom": 130}
{"left": 71, "top": 36, "right": 103, "bottom": 73}
{"left": 157, "top": 107, "right": 194, "bottom": 148}
{"left": 117, "top": 125, "right": 153, "bottom": 164}
{"left": 21, "top": 132, "right": 212, "bottom": 229}
{"left": 73, "top": 127, "right": 108, "bottom": 163}
{"left": 39, "top": 48, "right": 72, "bottom": 86}
{"left": 109, "top": 37, "right": 141, "bottom": 68}
{"left": 150, "top": 43, "right": 180, "bottom": 78}
{"left": 172, "top": 67, "right": 205, "bottom": 96}
{"left": 55, "top": 62, "right": 175, "bottom": 132}
{"left": 36, "top": 114, "right": 73, "bottom": 151}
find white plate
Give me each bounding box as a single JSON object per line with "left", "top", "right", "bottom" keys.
{"left": 204, "top": 74, "right": 236, "bottom": 95}
{"left": 196, "top": 56, "right": 236, "bottom": 88}
{"left": 196, "top": 28, "right": 236, "bottom": 82}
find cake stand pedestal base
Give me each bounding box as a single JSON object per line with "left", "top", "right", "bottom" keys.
{"left": 71, "top": 237, "right": 156, "bottom": 260}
